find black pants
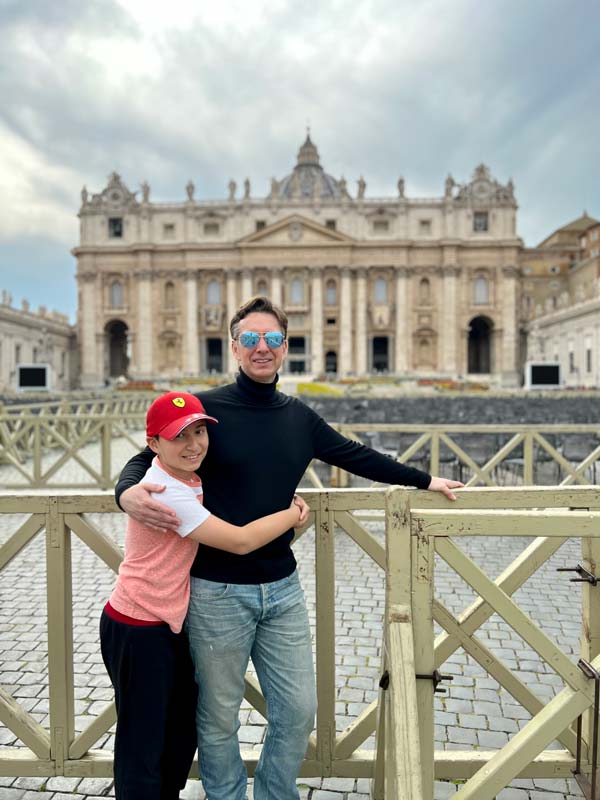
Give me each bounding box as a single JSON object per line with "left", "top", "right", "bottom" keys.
{"left": 100, "top": 611, "right": 198, "bottom": 800}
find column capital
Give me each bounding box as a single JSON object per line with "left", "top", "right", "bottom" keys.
{"left": 394, "top": 266, "right": 409, "bottom": 278}
{"left": 443, "top": 266, "right": 462, "bottom": 278}
{"left": 355, "top": 266, "right": 368, "bottom": 279}
{"left": 134, "top": 270, "right": 153, "bottom": 281}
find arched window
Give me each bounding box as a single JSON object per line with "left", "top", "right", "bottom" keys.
{"left": 207, "top": 280, "right": 221, "bottom": 305}
{"left": 419, "top": 278, "right": 431, "bottom": 305}
{"left": 110, "top": 281, "right": 123, "bottom": 308}
{"left": 474, "top": 275, "right": 489, "bottom": 305}
{"left": 325, "top": 279, "right": 337, "bottom": 306}
{"left": 290, "top": 277, "right": 304, "bottom": 305}
{"left": 374, "top": 277, "right": 387, "bottom": 303}
{"left": 256, "top": 279, "right": 268, "bottom": 296}
{"left": 165, "top": 281, "right": 176, "bottom": 308}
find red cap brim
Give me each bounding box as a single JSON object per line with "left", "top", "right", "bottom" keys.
{"left": 157, "top": 413, "right": 218, "bottom": 440}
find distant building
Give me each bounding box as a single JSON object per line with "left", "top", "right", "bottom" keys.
{"left": 0, "top": 291, "right": 76, "bottom": 393}
{"left": 73, "top": 135, "right": 522, "bottom": 387}
{"left": 526, "top": 215, "right": 600, "bottom": 387}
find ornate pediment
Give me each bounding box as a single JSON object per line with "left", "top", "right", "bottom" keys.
{"left": 83, "top": 172, "right": 139, "bottom": 213}
{"left": 454, "top": 164, "right": 516, "bottom": 208}
{"left": 238, "top": 215, "right": 355, "bottom": 246}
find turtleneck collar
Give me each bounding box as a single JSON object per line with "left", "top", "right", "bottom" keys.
{"left": 235, "top": 368, "right": 281, "bottom": 404}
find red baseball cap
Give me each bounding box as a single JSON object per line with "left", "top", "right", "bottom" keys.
{"left": 146, "top": 392, "right": 218, "bottom": 440}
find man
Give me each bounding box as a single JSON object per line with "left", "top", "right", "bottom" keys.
{"left": 116, "top": 296, "right": 462, "bottom": 800}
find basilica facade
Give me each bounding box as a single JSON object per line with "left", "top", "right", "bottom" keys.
{"left": 73, "top": 136, "right": 521, "bottom": 387}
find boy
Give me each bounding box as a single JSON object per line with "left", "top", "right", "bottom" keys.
{"left": 100, "top": 392, "right": 307, "bottom": 800}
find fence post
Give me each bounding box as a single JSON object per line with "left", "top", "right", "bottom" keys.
{"left": 581, "top": 533, "right": 600, "bottom": 764}
{"left": 101, "top": 420, "right": 112, "bottom": 490}
{"left": 45, "top": 497, "right": 74, "bottom": 775}
{"left": 523, "top": 431, "right": 534, "bottom": 484}
{"left": 373, "top": 488, "right": 425, "bottom": 797}
{"left": 315, "top": 491, "right": 336, "bottom": 777}
{"left": 412, "top": 500, "right": 434, "bottom": 798}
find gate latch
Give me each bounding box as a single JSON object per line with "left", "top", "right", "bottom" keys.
{"left": 416, "top": 670, "right": 454, "bottom": 694}
{"left": 556, "top": 564, "right": 598, "bottom": 585}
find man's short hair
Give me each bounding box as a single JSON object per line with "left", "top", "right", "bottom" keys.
{"left": 230, "top": 296, "right": 288, "bottom": 339}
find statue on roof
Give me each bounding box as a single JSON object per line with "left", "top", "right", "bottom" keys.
{"left": 244, "top": 178, "right": 251, "bottom": 199}
{"left": 445, "top": 174, "right": 455, "bottom": 198}
{"left": 228, "top": 179, "right": 236, "bottom": 200}
{"left": 397, "top": 177, "right": 405, "bottom": 198}
{"left": 141, "top": 181, "right": 150, "bottom": 203}
{"left": 186, "top": 180, "right": 195, "bottom": 201}
{"left": 357, "top": 176, "right": 366, "bottom": 199}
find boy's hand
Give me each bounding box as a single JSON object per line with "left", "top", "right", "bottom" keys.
{"left": 120, "top": 484, "right": 181, "bottom": 530}
{"left": 427, "top": 476, "right": 464, "bottom": 501}
{"left": 292, "top": 494, "right": 310, "bottom": 525}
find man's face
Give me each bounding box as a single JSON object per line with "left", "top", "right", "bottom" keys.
{"left": 231, "top": 311, "right": 288, "bottom": 383}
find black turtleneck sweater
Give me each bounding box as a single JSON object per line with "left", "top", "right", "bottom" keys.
{"left": 115, "top": 371, "right": 431, "bottom": 584}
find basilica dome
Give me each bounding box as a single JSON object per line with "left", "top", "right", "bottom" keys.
{"left": 270, "top": 134, "right": 347, "bottom": 200}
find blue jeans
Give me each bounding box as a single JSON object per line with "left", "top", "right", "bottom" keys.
{"left": 185, "top": 570, "right": 316, "bottom": 800}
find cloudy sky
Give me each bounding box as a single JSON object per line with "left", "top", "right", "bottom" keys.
{"left": 1, "top": 0, "right": 599, "bottom": 321}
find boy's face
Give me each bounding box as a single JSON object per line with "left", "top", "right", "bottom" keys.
{"left": 147, "top": 421, "right": 208, "bottom": 480}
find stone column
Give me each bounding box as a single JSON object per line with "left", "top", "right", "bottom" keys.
{"left": 339, "top": 268, "right": 353, "bottom": 376}
{"left": 271, "top": 268, "right": 283, "bottom": 306}
{"left": 394, "top": 267, "right": 409, "bottom": 373}
{"left": 441, "top": 267, "right": 460, "bottom": 375}
{"left": 501, "top": 265, "right": 519, "bottom": 386}
{"left": 136, "top": 267, "right": 153, "bottom": 377}
{"left": 311, "top": 267, "right": 324, "bottom": 376}
{"left": 355, "top": 268, "right": 368, "bottom": 375}
{"left": 241, "top": 268, "right": 253, "bottom": 303}
{"left": 79, "top": 268, "right": 99, "bottom": 387}
{"left": 226, "top": 269, "right": 238, "bottom": 373}
{"left": 184, "top": 272, "right": 199, "bottom": 376}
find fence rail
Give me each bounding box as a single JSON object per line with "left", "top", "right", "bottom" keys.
{"left": 2, "top": 487, "right": 600, "bottom": 798}
{"left": 1, "top": 414, "right": 600, "bottom": 490}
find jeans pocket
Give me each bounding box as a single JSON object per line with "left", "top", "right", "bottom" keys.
{"left": 190, "top": 578, "right": 229, "bottom": 600}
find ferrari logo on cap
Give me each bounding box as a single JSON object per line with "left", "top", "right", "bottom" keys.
{"left": 172, "top": 397, "right": 186, "bottom": 408}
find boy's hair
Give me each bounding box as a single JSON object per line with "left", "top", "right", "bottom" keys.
{"left": 229, "top": 296, "right": 288, "bottom": 340}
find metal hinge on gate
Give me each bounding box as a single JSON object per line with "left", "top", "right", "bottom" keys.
{"left": 573, "top": 658, "right": 600, "bottom": 800}
{"left": 416, "top": 670, "right": 454, "bottom": 694}
{"left": 556, "top": 564, "right": 598, "bottom": 585}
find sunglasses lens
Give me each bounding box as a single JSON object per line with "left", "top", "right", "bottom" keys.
{"left": 240, "top": 332, "right": 260, "bottom": 348}
{"left": 264, "top": 333, "right": 284, "bottom": 348}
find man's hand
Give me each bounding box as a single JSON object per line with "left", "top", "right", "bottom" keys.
{"left": 292, "top": 494, "right": 310, "bottom": 525}
{"left": 427, "top": 476, "right": 464, "bottom": 501}
{"left": 119, "top": 484, "right": 181, "bottom": 530}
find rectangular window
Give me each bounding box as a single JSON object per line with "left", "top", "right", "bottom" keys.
{"left": 163, "top": 223, "right": 175, "bottom": 239}
{"left": 204, "top": 222, "right": 220, "bottom": 236}
{"left": 108, "top": 217, "right": 123, "bottom": 238}
{"left": 255, "top": 220, "right": 266, "bottom": 231}
{"left": 373, "top": 220, "right": 389, "bottom": 233}
{"left": 419, "top": 219, "right": 431, "bottom": 235}
{"left": 326, "top": 317, "right": 336, "bottom": 325}
{"left": 473, "top": 211, "right": 489, "bottom": 232}
{"left": 325, "top": 219, "right": 337, "bottom": 230}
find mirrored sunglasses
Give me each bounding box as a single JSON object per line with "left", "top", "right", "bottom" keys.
{"left": 238, "top": 331, "right": 285, "bottom": 349}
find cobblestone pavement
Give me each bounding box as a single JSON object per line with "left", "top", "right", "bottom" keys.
{"left": 0, "top": 446, "right": 588, "bottom": 799}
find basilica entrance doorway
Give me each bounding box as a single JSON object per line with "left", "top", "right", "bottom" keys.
{"left": 104, "top": 320, "right": 129, "bottom": 379}
{"left": 468, "top": 316, "right": 492, "bottom": 373}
